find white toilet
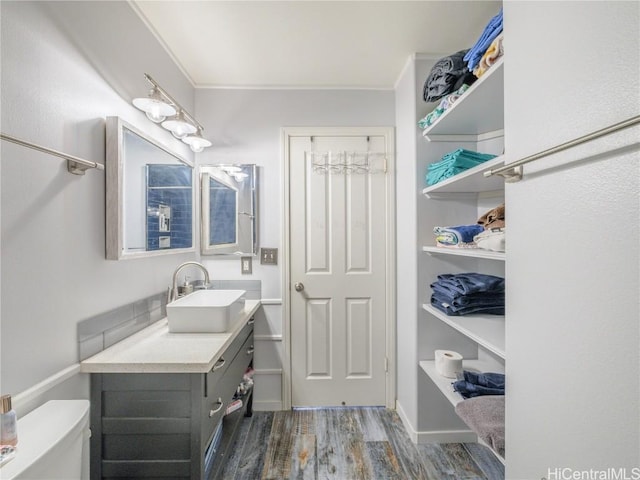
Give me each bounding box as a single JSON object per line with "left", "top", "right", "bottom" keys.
{"left": 0, "top": 400, "right": 90, "bottom": 480}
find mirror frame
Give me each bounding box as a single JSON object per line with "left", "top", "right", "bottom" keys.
{"left": 105, "top": 116, "right": 196, "bottom": 260}
{"left": 200, "top": 164, "right": 258, "bottom": 256}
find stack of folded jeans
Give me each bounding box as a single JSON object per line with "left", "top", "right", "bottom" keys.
{"left": 453, "top": 371, "right": 505, "bottom": 399}
{"left": 430, "top": 272, "right": 505, "bottom": 316}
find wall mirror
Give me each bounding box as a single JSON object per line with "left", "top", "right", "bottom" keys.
{"left": 200, "top": 164, "right": 258, "bottom": 256}
{"left": 106, "top": 116, "right": 195, "bottom": 260}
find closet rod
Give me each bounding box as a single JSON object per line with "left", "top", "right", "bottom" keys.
{"left": 0, "top": 132, "right": 105, "bottom": 175}
{"left": 484, "top": 114, "right": 640, "bottom": 182}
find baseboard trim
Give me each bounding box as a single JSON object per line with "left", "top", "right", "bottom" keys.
{"left": 395, "top": 400, "right": 477, "bottom": 444}
{"left": 253, "top": 400, "right": 283, "bottom": 411}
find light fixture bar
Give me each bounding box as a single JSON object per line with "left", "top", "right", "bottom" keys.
{"left": 143, "top": 73, "right": 204, "bottom": 132}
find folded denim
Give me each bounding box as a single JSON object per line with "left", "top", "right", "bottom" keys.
{"left": 459, "top": 371, "right": 505, "bottom": 389}
{"left": 453, "top": 371, "right": 506, "bottom": 398}
{"left": 431, "top": 290, "right": 504, "bottom": 308}
{"left": 453, "top": 381, "right": 505, "bottom": 398}
{"left": 431, "top": 296, "right": 505, "bottom": 316}
{"left": 435, "top": 273, "right": 505, "bottom": 295}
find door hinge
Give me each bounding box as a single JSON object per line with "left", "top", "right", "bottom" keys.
{"left": 384, "top": 357, "right": 389, "bottom": 373}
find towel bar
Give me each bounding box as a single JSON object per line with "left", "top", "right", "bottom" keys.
{"left": 1, "top": 132, "right": 104, "bottom": 175}
{"left": 484, "top": 115, "right": 640, "bottom": 182}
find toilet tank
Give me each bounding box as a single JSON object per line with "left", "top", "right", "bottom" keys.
{"left": 0, "top": 400, "right": 90, "bottom": 480}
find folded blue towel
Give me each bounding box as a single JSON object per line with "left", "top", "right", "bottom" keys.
{"left": 463, "top": 9, "right": 504, "bottom": 71}
{"left": 426, "top": 149, "right": 497, "bottom": 186}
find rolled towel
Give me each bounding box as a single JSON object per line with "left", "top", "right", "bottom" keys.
{"left": 433, "top": 225, "right": 485, "bottom": 246}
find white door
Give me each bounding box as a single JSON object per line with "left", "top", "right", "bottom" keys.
{"left": 287, "top": 130, "right": 392, "bottom": 407}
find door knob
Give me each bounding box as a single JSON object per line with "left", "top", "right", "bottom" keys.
{"left": 294, "top": 282, "right": 304, "bottom": 292}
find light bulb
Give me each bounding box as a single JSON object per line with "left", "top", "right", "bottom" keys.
{"left": 162, "top": 111, "right": 196, "bottom": 138}
{"left": 132, "top": 87, "right": 176, "bottom": 123}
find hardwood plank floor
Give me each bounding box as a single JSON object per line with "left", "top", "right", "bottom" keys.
{"left": 220, "top": 408, "right": 504, "bottom": 480}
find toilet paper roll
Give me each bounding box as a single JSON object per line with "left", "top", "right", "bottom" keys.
{"left": 435, "top": 350, "right": 463, "bottom": 378}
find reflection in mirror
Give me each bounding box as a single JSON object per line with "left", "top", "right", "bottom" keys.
{"left": 201, "top": 164, "right": 258, "bottom": 256}
{"left": 106, "top": 117, "right": 195, "bottom": 260}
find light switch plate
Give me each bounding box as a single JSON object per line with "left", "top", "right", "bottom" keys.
{"left": 260, "top": 248, "right": 278, "bottom": 265}
{"left": 241, "top": 256, "right": 252, "bottom": 274}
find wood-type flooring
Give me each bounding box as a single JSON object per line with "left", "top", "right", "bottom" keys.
{"left": 220, "top": 407, "right": 504, "bottom": 480}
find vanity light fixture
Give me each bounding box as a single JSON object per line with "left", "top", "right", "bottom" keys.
{"left": 132, "top": 85, "right": 176, "bottom": 123}
{"left": 132, "top": 73, "right": 211, "bottom": 152}
{"left": 183, "top": 127, "right": 213, "bottom": 153}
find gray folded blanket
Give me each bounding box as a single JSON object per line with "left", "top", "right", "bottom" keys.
{"left": 423, "top": 50, "right": 470, "bottom": 103}
{"left": 454, "top": 395, "right": 505, "bottom": 457}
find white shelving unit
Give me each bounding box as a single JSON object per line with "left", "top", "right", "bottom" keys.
{"left": 419, "top": 358, "right": 505, "bottom": 407}
{"left": 422, "top": 304, "right": 505, "bottom": 359}
{"left": 416, "top": 55, "right": 506, "bottom": 456}
{"left": 422, "top": 57, "right": 504, "bottom": 138}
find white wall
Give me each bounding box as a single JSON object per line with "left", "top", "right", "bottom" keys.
{"left": 194, "top": 88, "right": 395, "bottom": 408}
{"left": 504, "top": 1, "right": 639, "bottom": 477}
{"left": 0, "top": 1, "right": 196, "bottom": 409}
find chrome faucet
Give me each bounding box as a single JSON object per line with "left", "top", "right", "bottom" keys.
{"left": 169, "top": 261, "right": 210, "bottom": 303}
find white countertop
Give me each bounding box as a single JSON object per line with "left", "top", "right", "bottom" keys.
{"left": 80, "top": 300, "right": 261, "bottom": 374}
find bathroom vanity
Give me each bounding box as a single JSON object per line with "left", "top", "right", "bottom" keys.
{"left": 81, "top": 300, "right": 260, "bottom": 480}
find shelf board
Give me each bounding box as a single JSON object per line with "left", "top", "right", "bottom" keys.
{"left": 422, "top": 57, "right": 504, "bottom": 137}
{"left": 422, "top": 155, "right": 505, "bottom": 196}
{"left": 422, "top": 304, "right": 505, "bottom": 359}
{"left": 422, "top": 246, "right": 505, "bottom": 261}
{"left": 419, "top": 359, "right": 505, "bottom": 407}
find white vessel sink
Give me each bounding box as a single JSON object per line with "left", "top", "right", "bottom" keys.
{"left": 167, "top": 289, "right": 246, "bottom": 333}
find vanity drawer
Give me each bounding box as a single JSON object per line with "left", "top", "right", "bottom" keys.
{"left": 205, "top": 317, "right": 254, "bottom": 397}
{"left": 201, "top": 332, "right": 254, "bottom": 447}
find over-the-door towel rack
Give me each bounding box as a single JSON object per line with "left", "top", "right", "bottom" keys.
{"left": 484, "top": 115, "right": 640, "bottom": 182}
{"left": 0, "top": 132, "right": 104, "bottom": 175}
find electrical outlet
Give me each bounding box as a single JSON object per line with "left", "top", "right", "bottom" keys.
{"left": 260, "top": 248, "right": 278, "bottom": 265}
{"left": 241, "top": 256, "right": 252, "bottom": 274}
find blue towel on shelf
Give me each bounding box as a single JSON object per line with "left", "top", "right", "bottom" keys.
{"left": 434, "top": 225, "right": 485, "bottom": 245}
{"left": 463, "top": 9, "right": 504, "bottom": 71}
{"left": 431, "top": 289, "right": 504, "bottom": 308}
{"left": 426, "top": 149, "right": 497, "bottom": 186}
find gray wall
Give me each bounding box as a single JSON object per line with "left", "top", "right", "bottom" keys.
{"left": 0, "top": 1, "right": 196, "bottom": 404}
{"left": 193, "top": 88, "right": 395, "bottom": 408}
{"left": 0, "top": 1, "right": 395, "bottom": 413}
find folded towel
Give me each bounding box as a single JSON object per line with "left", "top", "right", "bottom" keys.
{"left": 473, "top": 34, "right": 504, "bottom": 78}
{"left": 477, "top": 203, "right": 505, "bottom": 230}
{"left": 433, "top": 225, "right": 485, "bottom": 246}
{"left": 455, "top": 396, "right": 505, "bottom": 457}
{"left": 418, "top": 84, "right": 471, "bottom": 129}
{"left": 464, "top": 9, "right": 504, "bottom": 71}
{"left": 423, "top": 50, "right": 469, "bottom": 103}
{"left": 426, "top": 149, "right": 497, "bottom": 186}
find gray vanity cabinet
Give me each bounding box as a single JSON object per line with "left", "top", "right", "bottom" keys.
{"left": 89, "top": 320, "right": 254, "bottom": 479}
